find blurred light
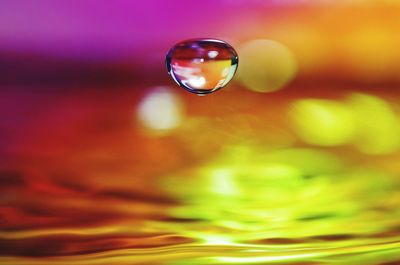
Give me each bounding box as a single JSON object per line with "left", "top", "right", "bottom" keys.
{"left": 238, "top": 39, "right": 297, "bottom": 93}
{"left": 188, "top": 76, "right": 206, "bottom": 88}
{"left": 215, "top": 253, "right": 316, "bottom": 264}
{"left": 171, "top": 61, "right": 234, "bottom": 91}
{"left": 265, "top": 148, "right": 342, "bottom": 175}
{"left": 207, "top": 50, "right": 219, "bottom": 58}
{"left": 209, "top": 168, "right": 239, "bottom": 196}
{"left": 162, "top": 145, "right": 396, "bottom": 247}
{"left": 289, "top": 99, "right": 355, "bottom": 146}
{"left": 136, "top": 86, "right": 184, "bottom": 134}
{"left": 289, "top": 94, "right": 400, "bottom": 153}
{"left": 347, "top": 93, "right": 400, "bottom": 154}
{"left": 201, "top": 234, "right": 235, "bottom": 245}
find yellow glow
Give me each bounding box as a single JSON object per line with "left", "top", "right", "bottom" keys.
{"left": 215, "top": 252, "right": 316, "bottom": 264}
{"left": 160, "top": 144, "right": 399, "bottom": 264}
{"left": 209, "top": 168, "right": 239, "bottom": 196}
{"left": 201, "top": 234, "right": 236, "bottom": 245}
{"left": 289, "top": 99, "right": 356, "bottom": 146}
{"left": 238, "top": 39, "right": 297, "bottom": 93}
{"left": 347, "top": 93, "right": 400, "bottom": 154}
{"left": 163, "top": 146, "right": 393, "bottom": 241}
{"left": 137, "top": 86, "right": 184, "bottom": 133}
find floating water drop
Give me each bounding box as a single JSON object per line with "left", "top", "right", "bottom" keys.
{"left": 166, "top": 38, "right": 239, "bottom": 94}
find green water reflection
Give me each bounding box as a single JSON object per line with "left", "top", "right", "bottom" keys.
{"left": 159, "top": 146, "right": 400, "bottom": 264}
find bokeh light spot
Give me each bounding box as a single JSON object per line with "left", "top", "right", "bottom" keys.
{"left": 289, "top": 99, "right": 355, "bottom": 146}
{"left": 347, "top": 93, "right": 400, "bottom": 154}
{"left": 238, "top": 39, "right": 297, "bottom": 93}
{"left": 136, "top": 86, "right": 184, "bottom": 134}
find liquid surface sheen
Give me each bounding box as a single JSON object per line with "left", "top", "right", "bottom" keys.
{"left": 166, "top": 39, "right": 238, "bottom": 94}
{"left": 1, "top": 87, "right": 400, "bottom": 265}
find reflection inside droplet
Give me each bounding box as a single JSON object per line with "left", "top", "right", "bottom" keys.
{"left": 166, "top": 39, "right": 239, "bottom": 94}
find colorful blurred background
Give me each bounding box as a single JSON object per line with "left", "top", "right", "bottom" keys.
{"left": 1, "top": 0, "right": 400, "bottom": 264}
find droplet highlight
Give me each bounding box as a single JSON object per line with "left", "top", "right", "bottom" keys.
{"left": 166, "top": 39, "right": 239, "bottom": 94}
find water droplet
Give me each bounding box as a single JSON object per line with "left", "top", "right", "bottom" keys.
{"left": 166, "top": 39, "right": 239, "bottom": 94}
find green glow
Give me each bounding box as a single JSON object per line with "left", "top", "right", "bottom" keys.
{"left": 289, "top": 94, "right": 400, "bottom": 153}
{"left": 347, "top": 93, "right": 400, "bottom": 154}
{"left": 214, "top": 253, "right": 316, "bottom": 263}
{"left": 209, "top": 168, "right": 239, "bottom": 196}
{"left": 159, "top": 145, "right": 400, "bottom": 264}
{"left": 162, "top": 146, "right": 398, "bottom": 237}
{"left": 289, "top": 99, "right": 355, "bottom": 146}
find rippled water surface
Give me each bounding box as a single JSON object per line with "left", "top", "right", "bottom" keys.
{"left": 1, "top": 86, "right": 399, "bottom": 265}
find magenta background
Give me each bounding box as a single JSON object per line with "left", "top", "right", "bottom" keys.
{"left": 0, "top": 0, "right": 267, "bottom": 60}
